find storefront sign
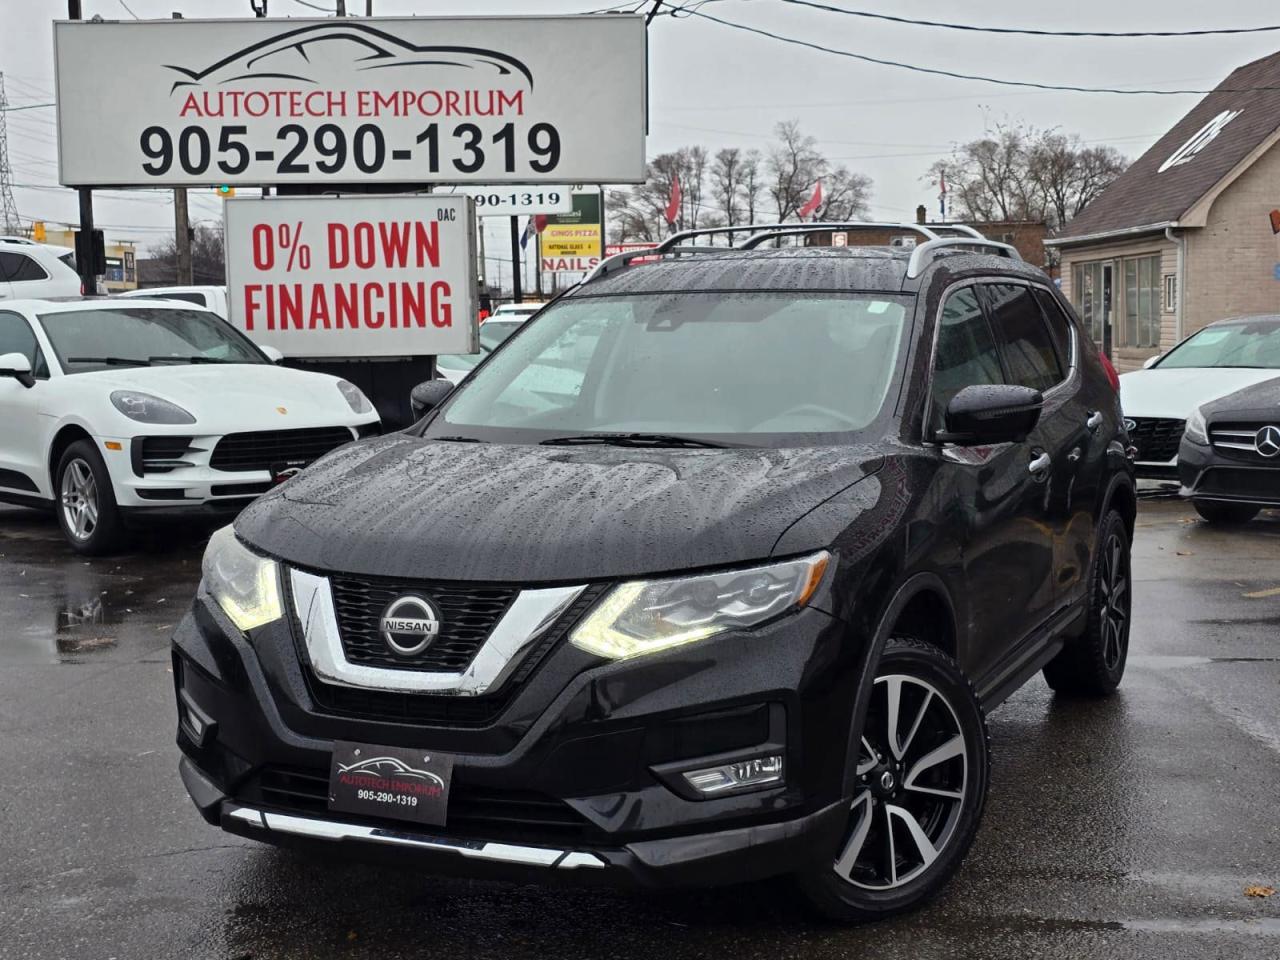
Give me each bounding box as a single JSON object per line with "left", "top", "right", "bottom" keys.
{"left": 224, "top": 194, "right": 478, "bottom": 358}
{"left": 54, "top": 16, "right": 646, "bottom": 186}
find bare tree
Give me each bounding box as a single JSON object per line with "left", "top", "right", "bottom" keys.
{"left": 930, "top": 123, "right": 1127, "bottom": 229}
{"left": 609, "top": 146, "right": 711, "bottom": 241}
{"left": 710, "top": 147, "right": 745, "bottom": 228}
{"left": 740, "top": 149, "right": 764, "bottom": 225}
{"left": 149, "top": 225, "right": 225, "bottom": 285}
{"left": 768, "top": 120, "right": 826, "bottom": 221}
{"left": 815, "top": 166, "right": 872, "bottom": 221}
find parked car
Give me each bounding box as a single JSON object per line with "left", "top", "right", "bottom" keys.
{"left": 1119, "top": 315, "right": 1280, "bottom": 479}
{"left": 490, "top": 302, "right": 542, "bottom": 320}
{"left": 1178, "top": 375, "right": 1280, "bottom": 522}
{"left": 119, "top": 285, "right": 229, "bottom": 317}
{"left": 433, "top": 317, "right": 526, "bottom": 387}
{"left": 0, "top": 241, "right": 81, "bottom": 301}
{"left": 174, "top": 226, "right": 1134, "bottom": 922}
{"left": 0, "top": 298, "right": 379, "bottom": 554}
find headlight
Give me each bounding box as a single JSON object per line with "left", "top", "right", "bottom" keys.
{"left": 337, "top": 380, "right": 373, "bottom": 414}
{"left": 201, "top": 525, "right": 282, "bottom": 632}
{"left": 570, "top": 552, "right": 829, "bottom": 661}
{"left": 1184, "top": 406, "right": 1209, "bottom": 445}
{"left": 110, "top": 390, "right": 195, "bottom": 424}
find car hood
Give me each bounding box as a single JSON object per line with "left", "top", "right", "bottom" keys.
{"left": 1200, "top": 375, "right": 1280, "bottom": 420}
{"left": 66, "top": 364, "right": 361, "bottom": 427}
{"left": 1119, "top": 367, "right": 1280, "bottom": 419}
{"left": 235, "top": 434, "right": 884, "bottom": 583}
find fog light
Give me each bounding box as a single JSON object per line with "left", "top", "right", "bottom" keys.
{"left": 683, "top": 755, "right": 784, "bottom": 795}
{"left": 178, "top": 688, "right": 214, "bottom": 747}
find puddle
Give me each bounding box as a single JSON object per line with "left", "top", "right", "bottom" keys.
{"left": 1125, "top": 918, "right": 1280, "bottom": 935}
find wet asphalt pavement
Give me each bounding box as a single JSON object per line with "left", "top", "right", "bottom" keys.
{"left": 0, "top": 498, "right": 1278, "bottom": 960}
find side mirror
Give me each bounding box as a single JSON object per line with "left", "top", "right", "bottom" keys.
{"left": 0, "top": 352, "right": 34, "bottom": 389}
{"left": 1142, "top": 354, "right": 1160, "bottom": 370}
{"left": 938, "top": 384, "right": 1043, "bottom": 446}
{"left": 260, "top": 345, "right": 285, "bottom": 364}
{"left": 410, "top": 378, "right": 454, "bottom": 420}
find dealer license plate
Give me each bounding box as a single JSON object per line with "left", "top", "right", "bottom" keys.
{"left": 328, "top": 740, "right": 452, "bottom": 827}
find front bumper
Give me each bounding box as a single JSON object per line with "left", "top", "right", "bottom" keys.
{"left": 172, "top": 577, "right": 866, "bottom": 887}
{"left": 1178, "top": 438, "right": 1280, "bottom": 506}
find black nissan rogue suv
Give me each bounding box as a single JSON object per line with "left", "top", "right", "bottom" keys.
{"left": 173, "top": 224, "right": 1136, "bottom": 921}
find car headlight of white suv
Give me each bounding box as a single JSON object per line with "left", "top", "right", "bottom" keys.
{"left": 336, "top": 379, "right": 374, "bottom": 414}
{"left": 202, "top": 526, "right": 282, "bottom": 632}
{"left": 110, "top": 390, "right": 196, "bottom": 424}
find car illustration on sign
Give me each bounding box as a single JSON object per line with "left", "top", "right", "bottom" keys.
{"left": 335, "top": 756, "right": 445, "bottom": 789}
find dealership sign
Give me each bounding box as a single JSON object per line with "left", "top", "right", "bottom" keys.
{"left": 444, "top": 184, "right": 574, "bottom": 217}
{"left": 53, "top": 16, "right": 646, "bottom": 186}
{"left": 224, "top": 194, "right": 477, "bottom": 358}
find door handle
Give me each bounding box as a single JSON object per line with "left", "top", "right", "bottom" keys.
{"left": 1067, "top": 447, "right": 1082, "bottom": 463}
{"left": 1086, "top": 411, "right": 1104, "bottom": 431}
{"left": 1029, "top": 452, "right": 1052, "bottom": 476}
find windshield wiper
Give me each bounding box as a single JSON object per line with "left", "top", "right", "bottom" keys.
{"left": 540, "top": 432, "right": 730, "bottom": 449}
{"left": 66, "top": 356, "right": 151, "bottom": 367}
{"left": 433, "top": 435, "right": 486, "bottom": 443}
{"left": 148, "top": 356, "right": 231, "bottom": 364}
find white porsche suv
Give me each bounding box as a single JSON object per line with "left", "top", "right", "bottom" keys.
{"left": 0, "top": 299, "right": 380, "bottom": 553}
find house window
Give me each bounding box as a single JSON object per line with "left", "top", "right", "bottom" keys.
{"left": 1072, "top": 261, "right": 1107, "bottom": 346}
{"left": 1123, "top": 254, "right": 1161, "bottom": 348}
{"left": 1164, "top": 273, "right": 1177, "bottom": 314}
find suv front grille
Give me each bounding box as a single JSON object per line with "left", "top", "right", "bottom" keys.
{"left": 295, "top": 583, "right": 609, "bottom": 729}
{"left": 1127, "top": 417, "right": 1185, "bottom": 463}
{"left": 1210, "top": 422, "right": 1280, "bottom": 463}
{"left": 330, "top": 575, "right": 518, "bottom": 672}
{"left": 209, "top": 427, "right": 353, "bottom": 473}
{"left": 239, "top": 766, "right": 594, "bottom": 842}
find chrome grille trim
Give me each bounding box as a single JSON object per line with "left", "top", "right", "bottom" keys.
{"left": 289, "top": 567, "right": 587, "bottom": 695}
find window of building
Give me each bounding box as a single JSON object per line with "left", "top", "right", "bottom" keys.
{"left": 1163, "top": 274, "right": 1177, "bottom": 314}
{"left": 1123, "top": 254, "right": 1161, "bottom": 348}
{"left": 1072, "top": 261, "right": 1106, "bottom": 346}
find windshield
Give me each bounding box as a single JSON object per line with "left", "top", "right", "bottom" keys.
{"left": 38, "top": 307, "right": 265, "bottom": 374}
{"left": 438, "top": 320, "right": 523, "bottom": 372}
{"left": 427, "top": 292, "right": 910, "bottom": 446}
{"left": 1157, "top": 320, "right": 1280, "bottom": 369}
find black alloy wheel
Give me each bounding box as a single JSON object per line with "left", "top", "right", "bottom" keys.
{"left": 796, "top": 638, "right": 990, "bottom": 921}
{"left": 1043, "top": 509, "right": 1131, "bottom": 697}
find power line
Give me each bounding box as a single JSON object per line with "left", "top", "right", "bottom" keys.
{"left": 776, "top": 1, "right": 1280, "bottom": 38}
{"left": 117, "top": 0, "right": 140, "bottom": 19}
{"left": 0, "top": 103, "right": 55, "bottom": 113}
{"left": 659, "top": 2, "right": 1280, "bottom": 94}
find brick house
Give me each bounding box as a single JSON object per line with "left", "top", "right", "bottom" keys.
{"left": 1047, "top": 50, "right": 1280, "bottom": 372}
{"left": 805, "top": 217, "right": 1049, "bottom": 269}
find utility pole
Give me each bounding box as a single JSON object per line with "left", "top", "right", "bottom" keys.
{"left": 366, "top": 0, "right": 373, "bottom": 13}
{"left": 0, "top": 74, "right": 22, "bottom": 235}
{"left": 174, "top": 188, "right": 193, "bottom": 284}
{"left": 336, "top": 0, "right": 346, "bottom": 14}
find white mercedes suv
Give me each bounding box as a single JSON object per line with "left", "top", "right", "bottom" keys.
{"left": 0, "top": 298, "right": 380, "bottom": 553}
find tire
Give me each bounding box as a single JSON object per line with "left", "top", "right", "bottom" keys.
{"left": 55, "top": 439, "right": 128, "bottom": 555}
{"left": 1192, "top": 500, "right": 1260, "bottom": 524}
{"left": 1042, "top": 509, "right": 1131, "bottom": 698}
{"left": 794, "top": 638, "right": 991, "bottom": 922}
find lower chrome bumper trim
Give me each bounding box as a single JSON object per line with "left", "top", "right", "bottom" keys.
{"left": 224, "top": 804, "right": 608, "bottom": 870}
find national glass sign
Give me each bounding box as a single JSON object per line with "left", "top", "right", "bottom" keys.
{"left": 53, "top": 16, "right": 647, "bottom": 186}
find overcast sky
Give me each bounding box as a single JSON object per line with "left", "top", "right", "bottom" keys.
{"left": 4, "top": 0, "right": 1280, "bottom": 283}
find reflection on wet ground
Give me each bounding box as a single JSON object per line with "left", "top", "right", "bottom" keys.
{"left": 0, "top": 501, "right": 1278, "bottom": 960}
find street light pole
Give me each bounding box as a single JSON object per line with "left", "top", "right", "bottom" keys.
{"left": 68, "top": 0, "right": 98, "bottom": 295}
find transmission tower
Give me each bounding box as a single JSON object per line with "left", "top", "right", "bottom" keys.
{"left": 0, "top": 73, "right": 24, "bottom": 235}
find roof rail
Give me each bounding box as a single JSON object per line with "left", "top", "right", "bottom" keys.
{"left": 734, "top": 221, "right": 944, "bottom": 249}
{"left": 905, "top": 237, "right": 1021, "bottom": 278}
{"left": 582, "top": 220, "right": 1020, "bottom": 283}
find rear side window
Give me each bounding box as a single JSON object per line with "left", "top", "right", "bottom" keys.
{"left": 929, "top": 287, "right": 1005, "bottom": 430}
{"left": 983, "top": 283, "right": 1064, "bottom": 392}
{"left": 0, "top": 253, "right": 49, "bottom": 283}
{"left": 1031, "top": 287, "right": 1075, "bottom": 368}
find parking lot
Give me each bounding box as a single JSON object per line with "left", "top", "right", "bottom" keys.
{"left": 0, "top": 495, "right": 1274, "bottom": 960}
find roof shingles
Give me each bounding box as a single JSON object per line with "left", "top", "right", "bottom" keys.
{"left": 1056, "top": 49, "right": 1280, "bottom": 242}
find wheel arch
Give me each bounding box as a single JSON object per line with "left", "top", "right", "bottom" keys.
{"left": 1101, "top": 473, "right": 1137, "bottom": 543}
{"left": 48, "top": 422, "right": 95, "bottom": 485}
{"left": 840, "top": 572, "right": 961, "bottom": 797}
